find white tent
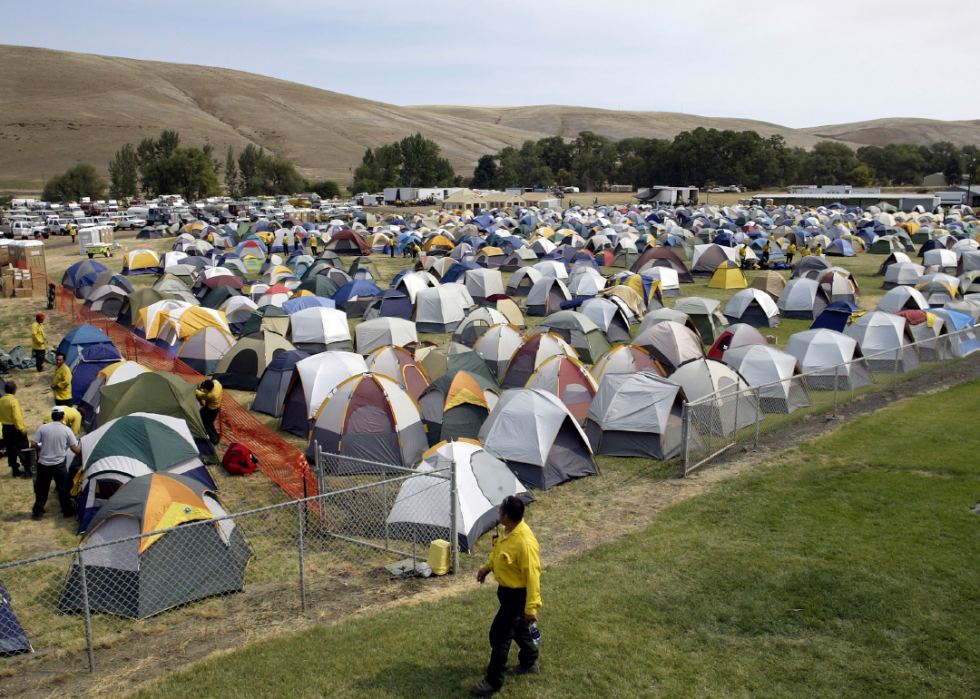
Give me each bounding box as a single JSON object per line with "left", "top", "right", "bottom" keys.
{"left": 463, "top": 268, "right": 504, "bottom": 303}
{"left": 875, "top": 286, "right": 928, "bottom": 314}
{"left": 777, "top": 278, "right": 829, "bottom": 320}
{"left": 634, "top": 320, "right": 705, "bottom": 372}
{"left": 472, "top": 324, "right": 527, "bottom": 379}
{"left": 785, "top": 328, "right": 872, "bottom": 390}
{"left": 288, "top": 307, "right": 352, "bottom": 353}
{"left": 923, "top": 248, "right": 957, "bottom": 274}
{"left": 639, "top": 267, "right": 681, "bottom": 297}
{"left": 566, "top": 270, "right": 606, "bottom": 297}
{"left": 669, "top": 358, "right": 759, "bottom": 436}
{"left": 882, "top": 262, "right": 924, "bottom": 290}
{"left": 843, "top": 311, "right": 920, "bottom": 373}
{"left": 591, "top": 344, "right": 662, "bottom": 381}
{"left": 479, "top": 388, "right": 597, "bottom": 490}
{"left": 579, "top": 297, "right": 632, "bottom": 344}
{"left": 505, "top": 267, "right": 543, "bottom": 297}
{"left": 279, "top": 351, "right": 368, "bottom": 436}
{"left": 723, "top": 289, "right": 780, "bottom": 328}
{"left": 452, "top": 307, "right": 510, "bottom": 348}
{"left": 532, "top": 259, "right": 568, "bottom": 280}
{"left": 525, "top": 277, "right": 572, "bottom": 316}
{"left": 584, "top": 371, "right": 686, "bottom": 459}
{"left": 385, "top": 440, "right": 530, "bottom": 553}
{"left": 721, "top": 345, "right": 810, "bottom": 414}
{"left": 414, "top": 285, "right": 473, "bottom": 333}
{"left": 356, "top": 318, "right": 418, "bottom": 355}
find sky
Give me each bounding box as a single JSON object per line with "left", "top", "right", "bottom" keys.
{"left": 2, "top": 0, "right": 978, "bottom": 129}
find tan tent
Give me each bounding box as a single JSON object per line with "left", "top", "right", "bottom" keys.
{"left": 751, "top": 271, "right": 787, "bottom": 300}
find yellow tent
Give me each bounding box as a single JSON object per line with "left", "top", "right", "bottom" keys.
{"left": 423, "top": 234, "right": 456, "bottom": 252}
{"left": 708, "top": 264, "right": 748, "bottom": 290}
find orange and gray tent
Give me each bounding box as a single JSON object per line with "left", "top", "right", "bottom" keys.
{"left": 365, "top": 345, "right": 430, "bottom": 400}
{"left": 385, "top": 439, "right": 531, "bottom": 553}
{"left": 418, "top": 370, "right": 501, "bottom": 446}
{"left": 525, "top": 355, "right": 598, "bottom": 424}
{"left": 213, "top": 331, "right": 297, "bottom": 390}
{"left": 308, "top": 373, "right": 428, "bottom": 471}
{"left": 478, "top": 388, "right": 597, "bottom": 490}
{"left": 584, "top": 371, "right": 687, "bottom": 460}
{"left": 591, "top": 343, "right": 664, "bottom": 382}
{"left": 60, "top": 473, "right": 251, "bottom": 620}
{"left": 501, "top": 332, "right": 577, "bottom": 389}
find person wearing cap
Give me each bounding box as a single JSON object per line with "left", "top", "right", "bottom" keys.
{"left": 51, "top": 352, "right": 72, "bottom": 407}
{"left": 0, "top": 382, "right": 30, "bottom": 478}
{"left": 31, "top": 314, "right": 46, "bottom": 372}
{"left": 472, "top": 495, "right": 541, "bottom": 696}
{"left": 196, "top": 379, "right": 223, "bottom": 445}
{"left": 30, "top": 408, "right": 80, "bottom": 520}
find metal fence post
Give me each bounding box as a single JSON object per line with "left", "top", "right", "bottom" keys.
{"left": 753, "top": 386, "right": 761, "bottom": 449}
{"left": 833, "top": 363, "right": 839, "bottom": 416}
{"left": 77, "top": 548, "right": 95, "bottom": 673}
{"left": 449, "top": 458, "right": 460, "bottom": 575}
{"left": 383, "top": 469, "right": 389, "bottom": 552}
{"left": 941, "top": 335, "right": 947, "bottom": 382}
{"left": 732, "top": 387, "right": 740, "bottom": 452}
{"left": 680, "top": 402, "right": 690, "bottom": 477}
{"left": 892, "top": 351, "right": 899, "bottom": 398}
{"left": 296, "top": 501, "right": 307, "bottom": 614}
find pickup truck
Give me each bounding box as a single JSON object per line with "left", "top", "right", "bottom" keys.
{"left": 113, "top": 215, "right": 146, "bottom": 230}
{"left": 8, "top": 220, "right": 47, "bottom": 239}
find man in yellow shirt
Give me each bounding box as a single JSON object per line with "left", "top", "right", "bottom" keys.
{"left": 196, "top": 379, "right": 223, "bottom": 445}
{"left": 44, "top": 405, "right": 83, "bottom": 435}
{"left": 0, "top": 381, "right": 30, "bottom": 478}
{"left": 51, "top": 353, "right": 73, "bottom": 406}
{"left": 786, "top": 243, "right": 797, "bottom": 267}
{"left": 473, "top": 496, "right": 541, "bottom": 696}
{"left": 31, "top": 313, "right": 46, "bottom": 373}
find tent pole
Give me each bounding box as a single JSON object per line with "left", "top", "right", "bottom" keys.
{"left": 297, "top": 500, "right": 307, "bottom": 614}
{"left": 77, "top": 548, "right": 95, "bottom": 673}
{"left": 450, "top": 457, "right": 459, "bottom": 576}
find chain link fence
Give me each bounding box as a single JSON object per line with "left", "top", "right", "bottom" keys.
{"left": 0, "top": 453, "right": 459, "bottom": 673}
{"left": 681, "top": 327, "right": 976, "bottom": 475}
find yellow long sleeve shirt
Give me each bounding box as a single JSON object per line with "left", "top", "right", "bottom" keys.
{"left": 52, "top": 364, "right": 72, "bottom": 402}
{"left": 31, "top": 322, "right": 46, "bottom": 350}
{"left": 485, "top": 520, "right": 542, "bottom": 616}
{"left": 195, "top": 381, "right": 223, "bottom": 410}
{"left": 0, "top": 394, "right": 26, "bottom": 432}
{"left": 44, "top": 406, "right": 82, "bottom": 435}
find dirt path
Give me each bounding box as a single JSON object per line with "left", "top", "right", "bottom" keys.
{"left": 4, "top": 353, "right": 977, "bottom": 699}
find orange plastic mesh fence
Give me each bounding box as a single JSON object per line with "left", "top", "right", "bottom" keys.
{"left": 54, "top": 282, "right": 317, "bottom": 501}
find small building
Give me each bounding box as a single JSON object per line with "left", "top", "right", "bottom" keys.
{"left": 484, "top": 192, "right": 526, "bottom": 210}
{"left": 922, "top": 172, "right": 947, "bottom": 187}
{"left": 609, "top": 184, "right": 633, "bottom": 193}
{"left": 443, "top": 189, "right": 486, "bottom": 212}
{"left": 522, "top": 192, "right": 562, "bottom": 209}
{"left": 950, "top": 186, "right": 980, "bottom": 208}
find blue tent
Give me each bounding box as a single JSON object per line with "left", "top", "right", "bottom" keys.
{"left": 440, "top": 261, "right": 481, "bottom": 284}
{"left": 69, "top": 343, "right": 123, "bottom": 404}
{"left": 251, "top": 349, "right": 310, "bottom": 417}
{"left": 918, "top": 239, "right": 945, "bottom": 258}
{"left": 62, "top": 260, "right": 109, "bottom": 296}
{"left": 0, "top": 581, "right": 32, "bottom": 656}
{"left": 810, "top": 301, "right": 861, "bottom": 332}
{"left": 57, "top": 325, "right": 114, "bottom": 366}
{"left": 282, "top": 296, "right": 336, "bottom": 315}
{"left": 827, "top": 239, "right": 857, "bottom": 257}
{"left": 364, "top": 289, "right": 413, "bottom": 320}
{"left": 332, "top": 280, "right": 382, "bottom": 309}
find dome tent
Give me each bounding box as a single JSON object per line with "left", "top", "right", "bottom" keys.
{"left": 785, "top": 329, "right": 873, "bottom": 391}
{"left": 418, "top": 371, "right": 501, "bottom": 446}
{"left": 525, "top": 277, "right": 571, "bottom": 316}
{"left": 175, "top": 326, "right": 235, "bottom": 375}
{"left": 505, "top": 267, "right": 543, "bottom": 297}
{"left": 78, "top": 361, "right": 148, "bottom": 432}
{"left": 777, "top": 278, "right": 831, "bottom": 320}
{"left": 669, "top": 358, "right": 759, "bottom": 437}
{"left": 452, "top": 307, "right": 510, "bottom": 348}
{"left": 634, "top": 320, "right": 705, "bottom": 373}
{"left": 532, "top": 311, "right": 612, "bottom": 364}
{"left": 723, "top": 289, "right": 780, "bottom": 328}
{"left": 60, "top": 473, "right": 251, "bottom": 620}
{"left": 361, "top": 289, "right": 413, "bottom": 321}
{"left": 279, "top": 351, "right": 368, "bottom": 436}
{"left": 708, "top": 324, "right": 768, "bottom": 360}
{"left": 58, "top": 325, "right": 114, "bottom": 366}
{"left": 584, "top": 371, "right": 687, "bottom": 460}
{"left": 578, "top": 297, "right": 633, "bottom": 344}
{"left": 355, "top": 318, "right": 418, "bottom": 355}
{"left": 722, "top": 344, "right": 811, "bottom": 414}
{"left": 287, "top": 307, "right": 352, "bottom": 353}
{"left": 250, "top": 350, "right": 310, "bottom": 417}
{"left": 309, "top": 373, "right": 428, "bottom": 472}
{"left": 501, "top": 332, "right": 577, "bottom": 389}
{"left": 213, "top": 332, "right": 297, "bottom": 390}
{"left": 365, "top": 345, "right": 430, "bottom": 401}
{"left": 591, "top": 343, "right": 663, "bottom": 381}
{"left": 843, "top": 312, "right": 920, "bottom": 373}
{"left": 414, "top": 285, "right": 473, "bottom": 333}
{"left": 525, "top": 355, "right": 598, "bottom": 424}
{"left": 68, "top": 344, "right": 124, "bottom": 405}
{"left": 471, "top": 324, "right": 527, "bottom": 380}
{"left": 673, "top": 297, "right": 729, "bottom": 344}
{"left": 479, "top": 388, "right": 598, "bottom": 490}
{"left": 385, "top": 439, "right": 531, "bottom": 553}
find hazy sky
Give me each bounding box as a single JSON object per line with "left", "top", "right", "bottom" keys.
{"left": 3, "top": 0, "right": 978, "bottom": 128}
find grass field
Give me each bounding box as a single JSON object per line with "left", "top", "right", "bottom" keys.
{"left": 133, "top": 379, "right": 980, "bottom": 699}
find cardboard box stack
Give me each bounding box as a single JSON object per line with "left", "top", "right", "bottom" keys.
{"left": 1, "top": 266, "right": 42, "bottom": 299}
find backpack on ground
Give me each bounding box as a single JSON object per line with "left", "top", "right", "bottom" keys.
{"left": 221, "top": 442, "right": 259, "bottom": 475}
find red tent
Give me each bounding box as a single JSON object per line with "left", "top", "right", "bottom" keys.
{"left": 324, "top": 229, "right": 370, "bottom": 255}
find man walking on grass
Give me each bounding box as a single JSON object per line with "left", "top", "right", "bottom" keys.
{"left": 31, "top": 313, "right": 46, "bottom": 372}
{"left": 51, "top": 353, "right": 72, "bottom": 406}
{"left": 0, "top": 382, "right": 30, "bottom": 478}
{"left": 472, "top": 496, "right": 541, "bottom": 696}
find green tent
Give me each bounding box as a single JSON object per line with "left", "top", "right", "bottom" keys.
{"left": 418, "top": 369, "right": 501, "bottom": 446}
{"left": 118, "top": 289, "right": 174, "bottom": 329}
{"left": 88, "top": 415, "right": 200, "bottom": 470}
{"left": 240, "top": 305, "right": 290, "bottom": 338}
{"left": 201, "top": 285, "right": 241, "bottom": 310}
{"left": 296, "top": 275, "right": 340, "bottom": 298}
{"left": 100, "top": 373, "right": 208, "bottom": 441}
{"left": 446, "top": 348, "right": 498, "bottom": 385}
{"left": 533, "top": 310, "right": 612, "bottom": 363}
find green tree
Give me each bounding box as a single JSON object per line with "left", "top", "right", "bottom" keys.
{"left": 399, "top": 133, "right": 447, "bottom": 187}
{"left": 108, "top": 143, "right": 140, "bottom": 199}
{"left": 237, "top": 144, "right": 266, "bottom": 195}
{"left": 224, "top": 146, "right": 240, "bottom": 197}
{"left": 850, "top": 164, "right": 873, "bottom": 187}
{"left": 42, "top": 163, "right": 107, "bottom": 202}
{"left": 471, "top": 155, "right": 498, "bottom": 189}
{"left": 571, "top": 131, "right": 615, "bottom": 191}
{"left": 801, "top": 141, "right": 860, "bottom": 186}
{"left": 306, "top": 180, "right": 341, "bottom": 198}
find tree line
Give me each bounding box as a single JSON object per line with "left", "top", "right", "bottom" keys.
{"left": 352, "top": 133, "right": 460, "bottom": 193}
{"left": 41, "top": 131, "right": 341, "bottom": 204}
{"left": 470, "top": 129, "right": 980, "bottom": 191}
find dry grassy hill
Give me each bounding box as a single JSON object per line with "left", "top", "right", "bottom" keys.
{"left": 2, "top": 44, "right": 979, "bottom": 189}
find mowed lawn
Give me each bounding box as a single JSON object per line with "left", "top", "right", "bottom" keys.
{"left": 135, "top": 379, "right": 980, "bottom": 699}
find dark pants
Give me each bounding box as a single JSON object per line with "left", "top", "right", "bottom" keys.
{"left": 33, "top": 459, "right": 73, "bottom": 517}
{"left": 33, "top": 349, "right": 45, "bottom": 372}
{"left": 786, "top": 253, "right": 794, "bottom": 266}
{"left": 2, "top": 424, "right": 29, "bottom": 476}
{"left": 485, "top": 586, "right": 538, "bottom": 690}
{"left": 201, "top": 406, "right": 220, "bottom": 445}
{"left": 55, "top": 398, "right": 73, "bottom": 407}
